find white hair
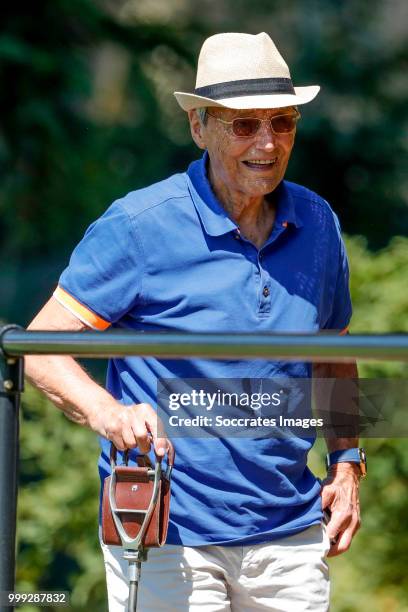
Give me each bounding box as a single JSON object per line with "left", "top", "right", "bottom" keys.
{"left": 196, "top": 107, "right": 208, "bottom": 125}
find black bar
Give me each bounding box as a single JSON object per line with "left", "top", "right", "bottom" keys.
{"left": 0, "top": 352, "right": 23, "bottom": 611}
{"left": 194, "top": 77, "right": 295, "bottom": 99}
{"left": 1, "top": 330, "right": 408, "bottom": 362}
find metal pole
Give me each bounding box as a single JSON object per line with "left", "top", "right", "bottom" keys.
{"left": 0, "top": 326, "right": 24, "bottom": 610}
{"left": 1, "top": 330, "right": 408, "bottom": 362}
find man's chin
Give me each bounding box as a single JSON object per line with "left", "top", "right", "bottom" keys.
{"left": 240, "top": 177, "right": 282, "bottom": 197}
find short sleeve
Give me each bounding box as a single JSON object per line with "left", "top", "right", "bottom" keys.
{"left": 321, "top": 220, "right": 352, "bottom": 333}
{"left": 54, "top": 200, "right": 143, "bottom": 329}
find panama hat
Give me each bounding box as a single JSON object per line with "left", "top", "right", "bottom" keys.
{"left": 174, "top": 32, "right": 320, "bottom": 111}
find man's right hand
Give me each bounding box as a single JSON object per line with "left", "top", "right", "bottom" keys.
{"left": 25, "top": 296, "right": 170, "bottom": 458}
{"left": 88, "top": 401, "right": 170, "bottom": 457}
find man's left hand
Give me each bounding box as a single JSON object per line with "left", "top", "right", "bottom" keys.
{"left": 321, "top": 462, "right": 361, "bottom": 557}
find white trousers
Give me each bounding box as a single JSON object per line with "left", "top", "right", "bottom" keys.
{"left": 100, "top": 523, "right": 330, "bottom": 612}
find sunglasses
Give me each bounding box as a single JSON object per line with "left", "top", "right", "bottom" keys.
{"left": 205, "top": 109, "right": 301, "bottom": 138}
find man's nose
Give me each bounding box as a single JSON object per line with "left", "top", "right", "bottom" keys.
{"left": 255, "top": 119, "right": 277, "bottom": 150}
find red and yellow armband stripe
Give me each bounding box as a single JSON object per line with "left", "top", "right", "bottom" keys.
{"left": 53, "top": 286, "right": 110, "bottom": 330}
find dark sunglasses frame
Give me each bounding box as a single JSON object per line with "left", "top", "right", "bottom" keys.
{"left": 205, "top": 109, "right": 301, "bottom": 137}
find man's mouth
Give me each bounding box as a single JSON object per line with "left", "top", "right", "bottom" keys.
{"left": 242, "top": 158, "right": 277, "bottom": 169}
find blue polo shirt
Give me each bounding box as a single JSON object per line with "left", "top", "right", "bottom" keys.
{"left": 56, "top": 152, "right": 352, "bottom": 546}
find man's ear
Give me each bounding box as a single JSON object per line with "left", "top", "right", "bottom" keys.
{"left": 188, "top": 110, "right": 207, "bottom": 150}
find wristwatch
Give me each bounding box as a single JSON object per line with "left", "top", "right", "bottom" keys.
{"left": 325, "top": 447, "right": 367, "bottom": 477}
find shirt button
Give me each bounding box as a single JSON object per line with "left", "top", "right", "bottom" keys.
{"left": 234, "top": 231, "right": 241, "bottom": 240}
{"left": 263, "top": 286, "right": 270, "bottom": 297}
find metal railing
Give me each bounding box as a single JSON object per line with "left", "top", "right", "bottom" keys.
{"left": 1, "top": 326, "right": 408, "bottom": 610}
{"left": 2, "top": 329, "right": 408, "bottom": 361}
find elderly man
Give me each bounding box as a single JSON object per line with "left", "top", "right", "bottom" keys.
{"left": 26, "top": 32, "right": 364, "bottom": 611}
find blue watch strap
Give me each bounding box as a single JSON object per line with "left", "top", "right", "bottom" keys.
{"left": 328, "top": 448, "right": 360, "bottom": 464}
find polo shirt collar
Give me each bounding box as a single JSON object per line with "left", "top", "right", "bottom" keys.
{"left": 273, "top": 180, "right": 303, "bottom": 229}
{"left": 186, "top": 151, "right": 302, "bottom": 237}
{"left": 186, "top": 152, "right": 237, "bottom": 236}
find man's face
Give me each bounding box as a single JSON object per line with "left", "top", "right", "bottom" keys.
{"left": 189, "top": 107, "right": 297, "bottom": 200}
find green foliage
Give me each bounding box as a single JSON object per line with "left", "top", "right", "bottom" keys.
{"left": 17, "top": 384, "right": 106, "bottom": 611}
{"left": 1, "top": 0, "right": 407, "bottom": 265}
{"left": 348, "top": 236, "right": 408, "bottom": 334}
{"left": 311, "top": 235, "right": 408, "bottom": 611}
{"left": 346, "top": 235, "right": 408, "bottom": 378}
{"left": 2, "top": 0, "right": 408, "bottom": 323}
{"left": 325, "top": 436, "right": 408, "bottom": 612}
{"left": 3, "top": 0, "right": 407, "bottom": 609}
{"left": 0, "top": 0, "right": 201, "bottom": 262}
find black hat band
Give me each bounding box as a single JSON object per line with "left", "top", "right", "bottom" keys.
{"left": 194, "top": 77, "right": 295, "bottom": 100}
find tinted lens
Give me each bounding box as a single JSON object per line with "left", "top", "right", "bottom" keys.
{"left": 230, "top": 114, "right": 298, "bottom": 137}
{"left": 270, "top": 114, "right": 298, "bottom": 133}
{"left": 231, "top": 118, "right": 261, "bottom": 137}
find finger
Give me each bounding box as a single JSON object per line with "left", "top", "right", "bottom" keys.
{"left": 144, "top": 412, "right": 169, "bottom": 457}
{"left": 154, "top": 436, "right": 170, "bottom": 458}
{"left": 114, "top": 409, "right": 139, "bottom": 450}
{"left": 134, "top": 429, "right": 152, "bottom": 454}
{"left": 129, "top": 420, "right": 152, "bottom": 454}
{"left": 327, "top": 525, "right": 354, "bottom": 557}
{"left": 110, "top": 433, "right": 126, "bottom": 452}
{"left": 121, "top": 427, "right": 138, "bottom": 450}
{"left": 320, "top": 485, "right": 335, "bottom": 510}
{"left": 123, "top": 403, "right": 152, "bottom": 453}
{"left": 347, "top": 515, "right": 361, "bottom": 538}
{"left": 326, "top": 509, "right": 353, "bottom": 543}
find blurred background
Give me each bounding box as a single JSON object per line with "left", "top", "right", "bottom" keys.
{"left": 1, "top": 0, "right": 407, "bottom": 610}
